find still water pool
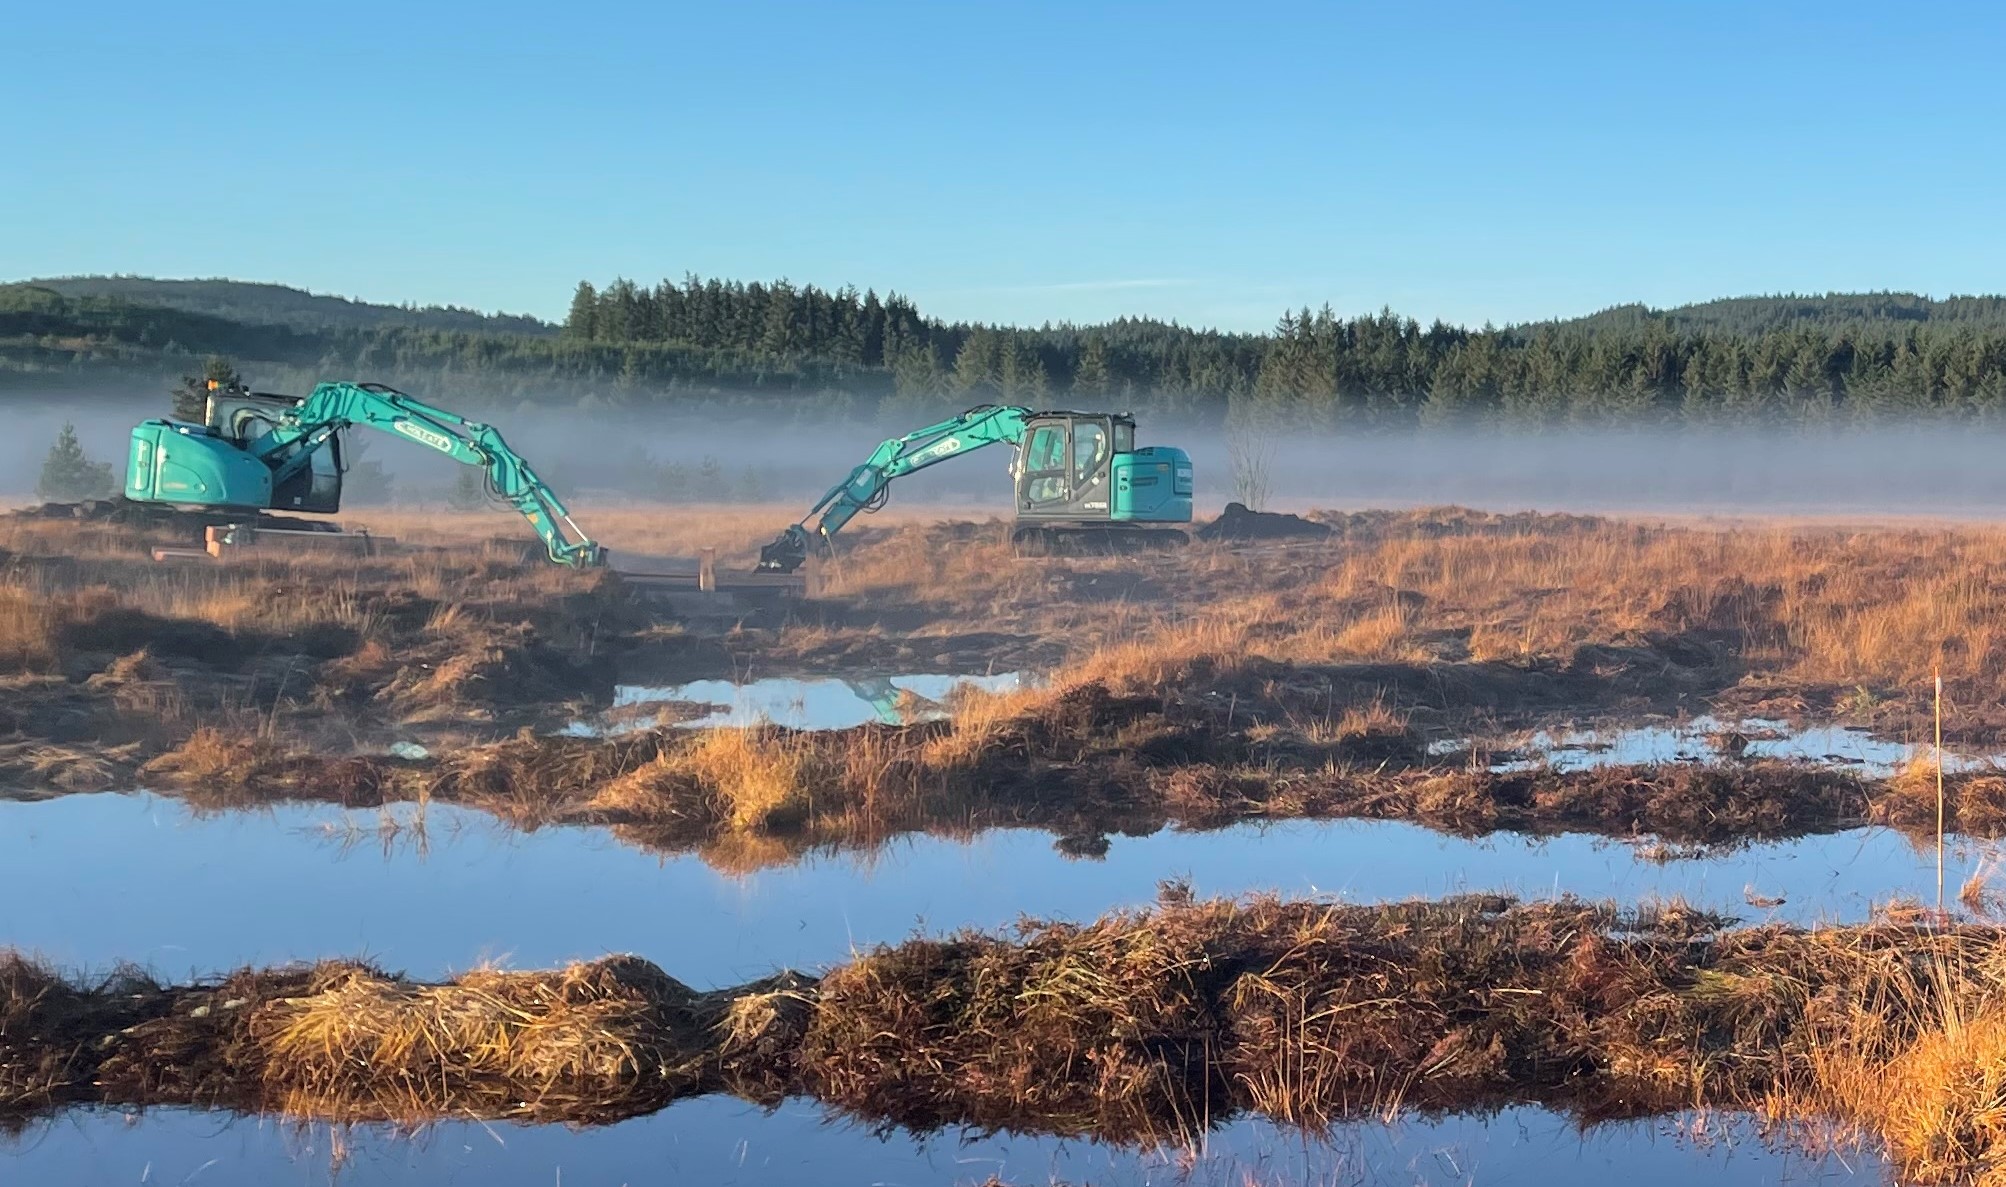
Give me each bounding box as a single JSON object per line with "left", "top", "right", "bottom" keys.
{"left": 0, "top": 791, "right": 1950, "bottom": 1183}
{"left": 3, "top": 1100, "right": 1874, "bottom": 1185}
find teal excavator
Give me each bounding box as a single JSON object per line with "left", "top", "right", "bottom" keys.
{"left": 757, "top": 405, "right": 1194, "bottom": 572}
{"left": 124, "top": 380, "right": 603, "bottom": 567}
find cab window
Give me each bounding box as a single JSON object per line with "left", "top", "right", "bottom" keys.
{"left": 1026, "top": 425, "right": 1065, "bottom": 471}
{"left": 1072, "top": 421, "right": 1108, "bottom": 486}
{"left": 1024, "top": 424, "right": 1068, "bottom": 502}
{"left": 1113, "top": 421, "right": 1134, "bottom": 454}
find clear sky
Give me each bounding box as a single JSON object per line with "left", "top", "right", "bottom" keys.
{"left": 4, "top": 0, "right": 2003, "bottom": 331}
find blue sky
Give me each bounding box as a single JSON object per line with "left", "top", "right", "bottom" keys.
{"left": 3, "top": 0, "right": 2002, "bottom": 330}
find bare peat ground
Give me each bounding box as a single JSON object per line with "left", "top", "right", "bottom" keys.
{"left": 7, "top": 504, "right": 2005, "bottom": 854}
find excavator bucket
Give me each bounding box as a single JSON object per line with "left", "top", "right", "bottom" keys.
{"left": 609, "top": 548, "right": 809, "bottom": 608}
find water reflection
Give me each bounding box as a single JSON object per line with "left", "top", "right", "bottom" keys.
{"left": 2, "top": 1099, "right": 1880, "bottom": 1186}
{"left": 565, "top": 672, "right": 1031, "bottom": 735}
{"left": 1432, "top": 715, "right": 2005, "bottom": 777}
{"left": 0, "top": 793, "right": 1983, "bottom": 983}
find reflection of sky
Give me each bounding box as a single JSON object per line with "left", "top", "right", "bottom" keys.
{"left": 0, "top": 794, "right": 1917, "bottom": 1184}
{"left": 1473, "top": 715, "right": 1998, "bottom": 777}
{"left": 4, "top": 1095, "right": 1875, "bottom": 1187}
{"left": 0, "top": 794, "right": 1978, "bottom": 982}
{"left": 567, "top": 673, "right": 1030, "bottom": 734}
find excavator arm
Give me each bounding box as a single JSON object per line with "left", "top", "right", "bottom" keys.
{"left": 255, "top": 382, "right": 603, "bottom": 567}
{"left": 757, "top": 404, "right": 1031, "bottom": 572}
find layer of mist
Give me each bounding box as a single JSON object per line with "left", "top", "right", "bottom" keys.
{"left": 9, "top": 388, "right": 2006, "bottom": 519}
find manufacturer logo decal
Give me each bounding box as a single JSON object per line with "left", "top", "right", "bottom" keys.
{"left": 393, "top": 420, "right": 456, "bottom": 454}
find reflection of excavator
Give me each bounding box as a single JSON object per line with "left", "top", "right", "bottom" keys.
{"left": 757, "top": 405, "right": 1193, "bottom": 573}
{"left": 845, "top": 677, "right": 920, "bottom": 725}
{"left": 125, "top": 380, "right": 603, "bottom": 567}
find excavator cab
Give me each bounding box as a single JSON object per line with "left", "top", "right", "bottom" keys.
{"left": 1016, "top": 413, "right": 1116, "bottom": 519}
{"left": 1014, "top": 412, "right": 1192, "bottom": 525}
{"left": 206, "top": 388, "right": 343, "bottom": 513}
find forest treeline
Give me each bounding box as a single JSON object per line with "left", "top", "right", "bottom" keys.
{"left": 563, "top": 276, "right": 2006, "bottom": 424}
{"left": 12, "top": 274, "right": 2006, "bottom": 426}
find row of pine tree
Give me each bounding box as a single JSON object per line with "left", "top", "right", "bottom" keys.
{"left": 561, "top": 276, "right": 2006, "bottom": 424}
{"left": 18, "top": 275, "right": 2006, "bottom": 425}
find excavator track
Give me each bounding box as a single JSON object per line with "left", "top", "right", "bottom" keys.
{"left": 9, "top": 498, "right": 341, "bottom": 537}
{"left": 1008, "top": 523, "right": 1190, "bottom": 557}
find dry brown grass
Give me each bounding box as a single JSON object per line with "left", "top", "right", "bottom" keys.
{"left": 0, "top": 588, "right": 57, "bottom": 672}
{"left": 791, "top": 514, "right": 2006, "bottom": 789}
{"left": 0, "top": 513, "right": 628, "bottom": 765}
{"left": 795, "top": 510, "right": 2006, "bottom": 745}
{"left": 594, "top": 727, "right": 825, "bottom": 831}
{"left": 1836, "top": 1009, "right": 2006, "bottom": 1180}
{"left": 1771, "top": 925, "right": 2006, "bottom": 1185}
{"left": 18, "top": 893, "right": 2006, "bottom": 1184}
{"left": 806, "top": 893, "right": 2006, "bottom": 1172}
{"left": 15, "top": 505, "right": 2006, "bottom": 720}
{"left": 1874, "top": 759, "right": 2006, "bottom": 836}
{"left": 256, "top": 956, "right": 705, "bottom": 1121}
{"left": 142, "top": 678, "right": 1899, "bottom": 868}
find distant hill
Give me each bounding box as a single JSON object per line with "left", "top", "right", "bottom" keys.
{"left": 25, "top": 276, "right": 555, "bottom": 336}
{"left": 1542, "top": 292, "right": 2006, "bottom": 335}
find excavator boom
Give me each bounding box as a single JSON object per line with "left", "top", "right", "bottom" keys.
{"left": 757, "top": 404, "right": 1031, "bottom": 572}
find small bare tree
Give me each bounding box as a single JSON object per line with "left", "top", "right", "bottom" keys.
{"left": 1225, "top": 405, "right": 1276, "bottom": 510}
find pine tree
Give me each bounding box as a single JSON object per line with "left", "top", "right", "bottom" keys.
{"left": 37, "top": 423, "right": 115, "bottom": 501}
{"left": 617, "top": 348, "right": 644, "bottom": 390}
{"left": 760, "top": 282, "right": 799, "bottom": 356}
{"left": 1073, "top": 335, "right": 1112, "bottom": 395}
{"left": 892, "top": 343, "right": 943, "bottom": 402}
{"left": 563, "top": 281, "right": 599, "bottom": 340}
{"left": 170, "top": 356, "right": 242, "bottom": 422}
{"left": 951, "top": 331, "right": 998, "bottom": 395}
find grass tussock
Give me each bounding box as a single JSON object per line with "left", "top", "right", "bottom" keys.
{"left": 1874, "top": 759, "right": 2006, "bottom": 837}
{"left": 0, "top": 953, "right": 813, "bottom": 1127}
{"left": 1767, "top": 927, "right": 2006, "bottom": 1185}
{"left": 597, "top": 728, "right": 823, "bottom": 831}
{"left": 254, "top": 956, "right": 809, "bottom": 1122}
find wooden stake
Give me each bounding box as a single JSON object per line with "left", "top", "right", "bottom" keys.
{"left": 1937, "top": 669, "right": 1946, "bottom": 914}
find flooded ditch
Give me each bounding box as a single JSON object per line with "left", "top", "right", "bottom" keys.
{"left": 0, "top": 791, "right": 1986, "bottom": 1183}
{"left": 1, "top": 791, "right": 1990, "bottom": 976}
